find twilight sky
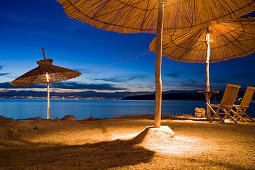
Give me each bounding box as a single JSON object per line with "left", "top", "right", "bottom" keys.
{"left": 0, "top": 0, "right": 255, "bottom": 94}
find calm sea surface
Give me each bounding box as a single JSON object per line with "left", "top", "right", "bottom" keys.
{"left": 0, "top": 99, "right": 254, "bottom": 119}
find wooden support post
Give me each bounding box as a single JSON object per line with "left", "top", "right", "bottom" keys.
{"left": 205, "top": 32, "right": 211, "bottom": 122}
{"left": 47, "top": 82, "right": 50, "bottom": 119}
{"left": 206, "top": 33, "right": 210, "bottom": 92}
{"left": 46, "top": 72, "right": 50, "bottom": 120}
{"left": 206, "top": 93, "right": 211, "bottom": 122}
{"left": 42, "top": 47, "right": 46, "bottom": 60}
{"left": 154, "top": 0, "right": 165, "bottom": 128}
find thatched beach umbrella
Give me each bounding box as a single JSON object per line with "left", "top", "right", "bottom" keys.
{"left": 11, "top": 48, "right": 82, "bottom": 119}
{"left": 56, "top": 0, "right": 255, "bottom": 128}
{"left": 149, "top": 17, "right": 255, "bottom": 119}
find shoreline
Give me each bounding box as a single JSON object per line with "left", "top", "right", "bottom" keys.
{"left": 0, "top": 114, "right": 209, "bottom": 122}
{"left": 1, "top": 112, "right": 255, "bottom": 122}
{"left": 0, "top": 112, "right": 209, "bottom": 121}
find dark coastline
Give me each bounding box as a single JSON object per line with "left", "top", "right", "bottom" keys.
{"left": 121, "top": 90, "right": 252, "bottom": 100}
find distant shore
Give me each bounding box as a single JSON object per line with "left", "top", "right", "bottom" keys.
{"left": 0, "top": 90, "right": 223, "bottom": 100}
{"left": 0, "top": 113, "right": 198, "bottom": 121}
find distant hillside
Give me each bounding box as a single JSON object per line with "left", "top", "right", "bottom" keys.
{"left": 0, "top": 90, "right": 150, "bottom": 99}
{"left": 1, "top": 89, "right": 253, "bottom": 101}
{"left": 122, "top": 92, "right": 205, "bottom": 100}
{"left": 122, "top": 90, "right": 253, "bottom": 100}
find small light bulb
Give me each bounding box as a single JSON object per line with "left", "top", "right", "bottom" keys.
{"left": 46, "top": 72, "right": 50, "bottom": 83}
{"left": 206, "top": 33, "right": 210, "bottom": 43}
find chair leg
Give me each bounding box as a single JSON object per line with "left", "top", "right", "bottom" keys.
{"left": 237, "top": 112, "right": 247, "bottom": 122}
{"left": 237, "top": 114, "right": 247, "bottom": 122}
{"left": 234, "top": 108, "right": 253, "bottom": 122}
{"left": 231, "top": 108, "right": 246, "bottom": 122}
{"left": 215, "top": 107, "right": 224, "bottom": 123}
{"left": 242, "top": 110, "right": 254, "bottom": 122}
{"left": 231, "top": 108, "right": 238, "bottom": 119}
{"left": 223, "top": 109, "right": 238, "bottom": 124}
{"left": 229, "top": 115, "right": 238, "bottom": 124}
{"left": 207, "top": 103, "right": 221, "bottom": 122}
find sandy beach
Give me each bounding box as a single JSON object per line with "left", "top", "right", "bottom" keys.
{"left": 0, "top": 115, "right": 254, "bottom": 169}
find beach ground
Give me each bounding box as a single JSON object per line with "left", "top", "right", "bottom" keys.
{"left": 0, "top": 116, "right": 254, "bottom": 169}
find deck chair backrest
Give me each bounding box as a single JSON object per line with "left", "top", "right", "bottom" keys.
{"left": 220, "top": 84, "right": 241, "bottom": 107}
{"left": 240, "top": 86, "right": 255, "bottom": 107}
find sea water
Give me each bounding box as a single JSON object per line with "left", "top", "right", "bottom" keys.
{"left": 0, "top": 99, "right": 254, "bottom": 119}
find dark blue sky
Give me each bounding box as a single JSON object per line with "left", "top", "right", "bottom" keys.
{"left": 0, "top": 0, "right": 255, "bottom": 94}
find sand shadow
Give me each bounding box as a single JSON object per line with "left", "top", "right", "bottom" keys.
{"left": 0, "top": 119, "right": 155, "bottom": 169}
{"left": 0, "top": 139, "right": 155, "bottom": 169}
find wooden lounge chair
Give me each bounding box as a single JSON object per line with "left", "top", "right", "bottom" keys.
{"left": 231, "top": 86, "right": 255, "bottom": 122}
{"left": 207, "top": 84, "right": 241, "bottom": 123}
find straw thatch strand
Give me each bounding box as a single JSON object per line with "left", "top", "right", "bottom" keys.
{"left": 11, "top": 59, "right": 82, "bottom": 86}
{"left": 149, "top": 17, "right": 255, "bottom": 63}
{"left": 56, "top": 0, "right": 255, "bottom": 33}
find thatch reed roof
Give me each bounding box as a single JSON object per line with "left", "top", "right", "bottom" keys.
{"left": 11, "top": 59, "right": 81, "bottom": 86}
{"left": 56, "top": 0, "right": 255, "bottom": 33}
{"left": 149, "top": 17, "right": 255, "bottom": 63}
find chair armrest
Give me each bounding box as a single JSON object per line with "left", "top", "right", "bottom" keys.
{"left": 221, "top": 105, "right": 235, "bottom": 108}
{"left": 208, "top": 104, "right": 219, "bottom": 107}
{"left": 233, "top": 104, "right": 249, "bottom": 109}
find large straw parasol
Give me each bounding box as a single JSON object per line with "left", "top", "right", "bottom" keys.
{"left": 149, "top": 17, "right": 255, "bottom": 119}
{"left": 11, "top": 48, "right": 82, "bottom": 119}
{"left": 56, "top": 0, "right": 255, "bottom": 128}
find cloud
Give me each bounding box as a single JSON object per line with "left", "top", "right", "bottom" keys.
{"left": 51, "top": 82, "right": 126, "bottom": 90}
{"left": 0, "top": 65, "right": 9, "bottom": 76}
{"left": 0, "top": 82, "right": 126, "bottom": 91}
{"left": 165, "top": 70, "right": 204, "bottom": 79}
{"left": 229, "top": 73, "right": 255, "bottom": 79}
{"left": 0, "top": 73, "right": 9, "bottom": 76}
{"left": 94, "top": 75, "right": 145, "bottom": 83}
{"left": 164, "top": 69, "right": 206, "bottom": 90}
{"left": 163, "top": 77, "right": 205, "bottom": 91}
{"left": 212, "top": 72, "right": 255, "bottom": 85}
{"left": 176, "top": 78, "right": 205, "bottom": 90}
{"left": 165, "top": 72, "right": 181, "bottom": 78}
{"left": 0, "top": 82, "right": 44, "bottom": 89}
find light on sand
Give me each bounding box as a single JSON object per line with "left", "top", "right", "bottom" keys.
{"left": 110, "top": 126, "right": 210, "bottom": 156}
{"left": 129, "top": 126, "right": 211, "bottom": 156}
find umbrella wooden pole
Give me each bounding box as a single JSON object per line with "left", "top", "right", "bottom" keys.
{"left": 206, "top": 32, "right": 211, "bottom": 121}
{"left": 46, "top": 72, "right": 50, "bottom": 119}
{"left": 154, "top": 0, "right": 165, "bottom": 128}
{"left": 47, "top": 82, "right": 50, "bottom": 119}
{"left": 42, "top": 48, "right": 46, "bottom": 60}
{"left": 206, "top": 33, "right": 210, "bottom": 92}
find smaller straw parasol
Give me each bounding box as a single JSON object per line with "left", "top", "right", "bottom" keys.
{"left": 11, "top": 48, "right": 82, "bottom": 119}
{"left": 149, "top": 17, "right": 255, "bottom": 89}
{"left": 149, "top": 17, "right": 255, "bottom": 119}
